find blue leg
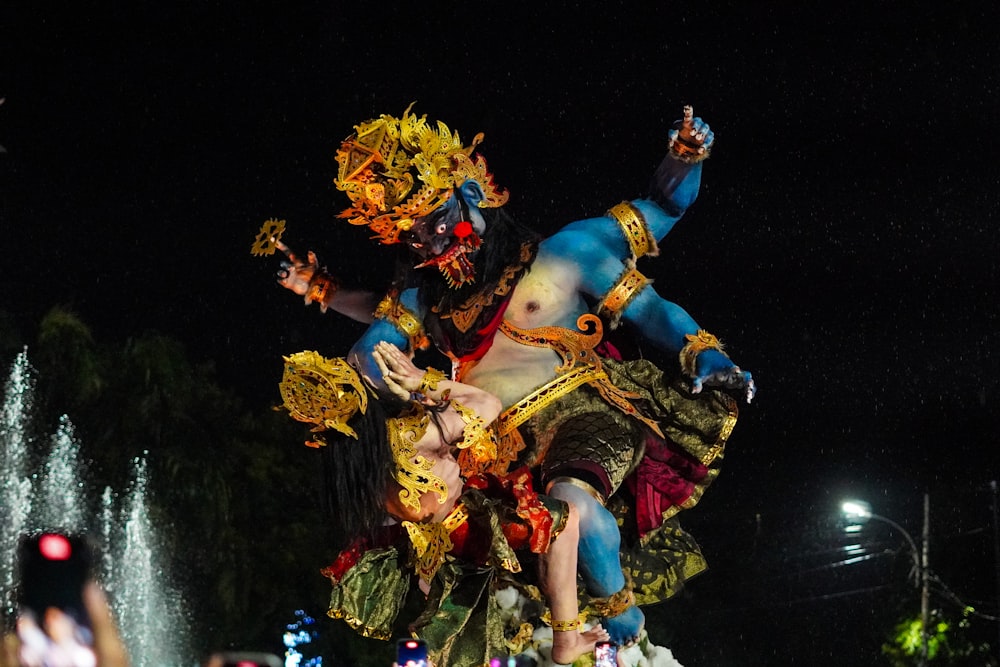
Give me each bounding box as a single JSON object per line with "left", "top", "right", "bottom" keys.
{"left": 548, "top": 481, "right": 643, "bottom": 646}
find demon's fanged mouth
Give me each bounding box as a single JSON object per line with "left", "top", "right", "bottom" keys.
{"left": 415, "top": 232, "right": 482, "bottom": 288}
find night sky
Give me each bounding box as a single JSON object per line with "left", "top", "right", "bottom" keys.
{"left": 2, "top": 2, "right": 999, "bottom": 664}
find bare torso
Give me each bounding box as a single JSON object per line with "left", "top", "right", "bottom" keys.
{"left": 460, "top": 249, "right": 592, "bottom": 409}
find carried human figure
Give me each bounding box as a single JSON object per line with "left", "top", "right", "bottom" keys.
{"left": 277, "top": 341, "right": 609, "bottom": 665}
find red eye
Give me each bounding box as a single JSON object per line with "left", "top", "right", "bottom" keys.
{"left": 435, "top": 223, "right": 447, "bottom": 235}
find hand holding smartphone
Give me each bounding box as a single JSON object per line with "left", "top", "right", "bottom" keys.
{"left": 15, "top": 532, "right": 97, "bottom": 667}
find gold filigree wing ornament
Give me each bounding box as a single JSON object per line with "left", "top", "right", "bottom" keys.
{"left": 278, "top": 351, "right": 369, "bottom": 440}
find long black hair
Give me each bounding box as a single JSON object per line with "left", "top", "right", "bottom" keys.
{"left": 319, "top": 391, "right": 458, "bottom": 543}
{"left": 318, "top": 396, "right": 397, "bottom": 542}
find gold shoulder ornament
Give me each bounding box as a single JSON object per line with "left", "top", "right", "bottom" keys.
{"left": 374, "top": 292, "right": 430, "bottom": 351}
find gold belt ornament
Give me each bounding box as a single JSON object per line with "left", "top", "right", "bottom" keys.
{"left": 469, "top": 315, "right": 663, "bottom": 476}
{"left": 497, "top": 365, "right": 609, "bottom": 437}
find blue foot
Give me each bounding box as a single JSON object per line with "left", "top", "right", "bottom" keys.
{"left": 603, "top": 605, "right": 645, "bottom": 646}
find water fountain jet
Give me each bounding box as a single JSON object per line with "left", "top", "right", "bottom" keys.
{"left": 1, "top": 349, "right": 192, "bottom": 666}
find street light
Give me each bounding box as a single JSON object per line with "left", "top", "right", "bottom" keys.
{"left": 842, "top": 495, "right": 931, "bottom": 666}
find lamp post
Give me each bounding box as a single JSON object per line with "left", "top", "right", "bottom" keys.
{"left": 842, "top": 495, "right": 931, "bottom": 666}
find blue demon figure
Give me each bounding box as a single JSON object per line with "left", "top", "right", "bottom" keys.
{"left": 274, "top": 105, "right": 754, "bottom": 647}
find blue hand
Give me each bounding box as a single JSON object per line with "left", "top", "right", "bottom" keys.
{"left": 691, "top": 349, "right": 756, "bottom": 403}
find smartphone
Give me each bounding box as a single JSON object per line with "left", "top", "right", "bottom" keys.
{"left": 210, "top": 651, "right": 283, "bottom": 667}
{"left": 15, "top": 532, "right": 97, "bottom": 667}
{"left": 595, "top": 641, "right": 618, "bottom": 667}
{"left": 395, "top": 638, "right": 428, "bottom": 667}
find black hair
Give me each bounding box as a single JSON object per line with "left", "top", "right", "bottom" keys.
{"left": 319, "top": 394, "right": 455, "bottom": 542}
{"left": 319, "top": 397, "right": 397, "bottom": 541}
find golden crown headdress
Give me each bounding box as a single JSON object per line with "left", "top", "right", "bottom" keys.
{"left": 334, "top": 104, "right": 510, "bottom": 244}
{"left": 278, "top": 351, "right": 369, "bottom": 441}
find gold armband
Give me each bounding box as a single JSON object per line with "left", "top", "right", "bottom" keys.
{"left": 678, "top": 329, "right": 726, "bottom": 378}
{"left": 596, "top": 261, "right": 651, "bottom": 329}
{"left": 607, "top": 201, "right": 658, "bottom": 260}
{"left": 374, "top": 293, "right": 430, "bottom": 351}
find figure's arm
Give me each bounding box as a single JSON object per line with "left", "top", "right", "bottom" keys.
{"left": 648, "top": 105, "right": 714, "bottom": 217}
{"left": 539, "top": 233, "right": 755, "bottom": 402}
{"left": 346, "top": 288, "right": 428, "bottom": 394}
{"left": 559, "top": 107, "right": 713, "bottom": 255}
{"left": 274, "top": 239, "right": 381, "bottom": 322}
{"left": 621, "top": 286, "right": 754, "bottom": 401}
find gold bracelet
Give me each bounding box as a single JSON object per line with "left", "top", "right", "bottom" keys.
{"left": 678, "top": 329, "right": 725, "bottom": 378}
{"left": 305, "top": 273, "right": 338, "bottom": 313}
{"left": 418, "top": 367, "right": 447, "bottom": 396}
{"left": 668, "top": 142, "right": 711, "bottom": 164}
